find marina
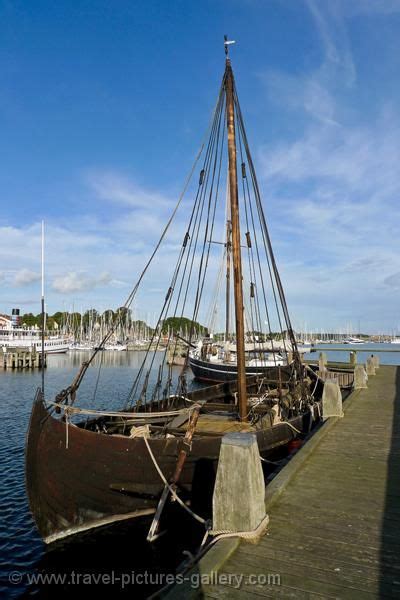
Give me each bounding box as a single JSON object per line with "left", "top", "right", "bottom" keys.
{"left": 2, "top": 349, "right": 400, "bottom": 598}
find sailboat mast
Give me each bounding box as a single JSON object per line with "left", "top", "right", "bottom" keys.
{"left": 224, "top": 48, "right": 247, "bottom": 421}
{"left": 41, "top": 221, "right": 45, "bottom": 394}
{"left": 225, "top": 218, "right": 231, "bottom": 343}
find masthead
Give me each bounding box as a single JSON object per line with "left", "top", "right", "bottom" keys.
{"left": 224, "top": 35, "right": 236, "bottom": 57}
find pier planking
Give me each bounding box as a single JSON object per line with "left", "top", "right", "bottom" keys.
{"left": 174, "top": 365, "right": 400, "bottom": 598}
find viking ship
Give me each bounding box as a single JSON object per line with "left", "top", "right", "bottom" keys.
{"left": 26, "top": 40, "right": 325, "bottom": 545}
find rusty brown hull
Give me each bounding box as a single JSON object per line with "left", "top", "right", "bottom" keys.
{"left": 25, "top": 389, "right": 310, "bottom": 544}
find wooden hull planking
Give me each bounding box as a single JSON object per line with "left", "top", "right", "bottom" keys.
{"left": 26, "top": 387, "right": 310, "bottom": 544}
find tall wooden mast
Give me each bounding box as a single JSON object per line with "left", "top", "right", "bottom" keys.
{"left": 224, "top": 39, "right": 247, "bottom": 421}
{"left": 225, "top": 217, "right": 231, "bottom": 343}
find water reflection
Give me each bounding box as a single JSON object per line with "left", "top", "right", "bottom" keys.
{"left": 45, "top": 349, "right": 191, "bottom": 411}
{"left": 50, "top": 349, "right": 162, "bottom": 369}
{"left": 0, "top": 349, "right": 204, "bottom": 599}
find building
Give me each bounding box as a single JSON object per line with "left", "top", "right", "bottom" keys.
{"left": 0, "top": 314, "right": 12, "bottom": 329}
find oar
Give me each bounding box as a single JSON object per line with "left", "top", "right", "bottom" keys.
{"left": 147, "top": 404, "right": 201, "bottom": 542}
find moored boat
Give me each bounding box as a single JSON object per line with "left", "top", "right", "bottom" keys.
{"left": 189, "top": 340, "right": 287, "bottom": 383}
{"left": 26, "top": 40, "right": 327, "bottom": 545}
{"left": 343, "top": 336, "right": 365, "bottom": 344}
{"left": 0, "top": 327, "right": 70, "bottom": 354}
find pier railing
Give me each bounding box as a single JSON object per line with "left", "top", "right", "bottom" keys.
{"left": 310, "top": 347, "right": 400, "bottom": 353}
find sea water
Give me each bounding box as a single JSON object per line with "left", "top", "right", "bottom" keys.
{"left": 304, "top": 342, "right": 400, "bottom": 366}
{"left": 2, "top": 345, "right": 399, "bottom": 598}
{"left": 0, "top": 350, "right": 203, "bottom": 599}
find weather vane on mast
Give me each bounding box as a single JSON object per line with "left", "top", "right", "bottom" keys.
{"left": 224, "top": 35, "right": 236, "bottom": 56}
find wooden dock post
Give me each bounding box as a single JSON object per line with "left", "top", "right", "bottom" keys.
{"left": 366, "top": 356, "right": 376, "bottom": 376}
{"left": 318, "top": 351, "right": 328, "bottom": 372}
{"left": 371, "top": 354, "right": 380, "bottom": 370}
{"left": 212, "top": 432, "right": 268, "bottom": 542}
{"left": 350, "top": 350, "right": 357, "bottom": 366}
{"left": 2, "top": 347, "right": 46, "bottom": 370}
{"left": 322, "top": 380, "right": 343, "bottom": 419}
{"left": 354, "top": 364, "right": 368, "bottom": 389}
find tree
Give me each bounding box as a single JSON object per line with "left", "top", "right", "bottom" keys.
{"left": 161, "top": 316, "right": 207, "bottom": 336}
{"left": 82, "top": 309, "right": 99, "bottom": 332}
{"left": 116, "top": 306, "right": 131, "bottom": 323}
{"left": 21, "top": 313, "right": 38, "bottom": 328}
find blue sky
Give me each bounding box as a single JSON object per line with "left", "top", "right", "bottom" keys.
{"left": 1, "top": 0, "right": 400, "bottom": 333}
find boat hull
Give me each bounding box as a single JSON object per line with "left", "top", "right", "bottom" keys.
{"left": 1, "top": 341, "right": 70, "bottom": 354}
{"left": 189, "top": 356, "right": 290, "bottom": 383}
{"left": 26, "top": 388, "right": 310, "bottom": 544}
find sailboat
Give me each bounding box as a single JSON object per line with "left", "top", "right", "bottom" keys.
{"left": 26, "top": 41, "right": 325, "bottom": 545}
{"left": 187, "top": 189, "right": 289, "bottom": 382}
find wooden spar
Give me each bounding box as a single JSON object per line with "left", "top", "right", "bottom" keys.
{"left": 224, "top": 58, "right": 247, "bottom": 421}
{"left": 170, "top": 404, "right": 201, "bottom": 484}
{"left": 225, "top": 218, "right": 231, "bottom": 343}
{"left": 41, "top": 221, "right": 45, "bottom": 395}
{"left": 146, "top": 404, "right": 201, "bottom": 541}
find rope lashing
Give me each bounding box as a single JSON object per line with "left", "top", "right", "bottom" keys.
{"left": 143, "top": 434, "right": 206, "bottom": 525}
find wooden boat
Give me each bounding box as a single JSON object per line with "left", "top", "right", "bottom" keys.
{"left": 189, "top": 341, "right": 287, "bottom": 383}
{"left": 26, "top": 39, "right": 326, "bottom": 544}
{"left": 26, "top": 374, "right": 321, "bottom": 543}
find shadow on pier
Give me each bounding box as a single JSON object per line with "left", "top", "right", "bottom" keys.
{"left": 379, "top": 366, "right": 400, "bottom": 597}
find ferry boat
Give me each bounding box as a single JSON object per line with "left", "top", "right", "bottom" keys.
{"left": 0, "top": 312, "right": 70, "bottom": 354}
{"left": 0, "top": 327, "right": 70, "bottom": 353}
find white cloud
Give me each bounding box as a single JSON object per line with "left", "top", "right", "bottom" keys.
{"left": 52, "top": 271, "right": 112, "bottom": 294}
{"left": 383, "top": 272, "right": 400, "bottom": 289}
{"left": 261, "top": 108, "right": 400, "bottom": 197}
{"left": 13, "top": 268, "right": 41, "bottom": 287}
{"left": 262, "top": 70, "right": 339, "bottom": 126}
{"left": 305, "top": 0, "right": 356, "bottom": 85}
{"left": 339, "top": 0, "right": 400, "bottom": 17}
{"left": 86, "top": 170, "right": 174, "bottom": 211}
{"left": 251, "top": 3, "right": 400, "bottom": 331}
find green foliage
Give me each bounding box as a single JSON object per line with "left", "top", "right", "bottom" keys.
{"left": 20, "top": 313, "right": 38, "bottom": 328}
{"left": 161, "top": 316, "right": 207, "bottom": 336}
{"left": 17, "top": 308, "right": 150, "bottom": 333}
{"left": 103, "top": 309, "right": 115, "bottom": 323}
{"left": 116, "top": 306, "right": 130, "bottom": 321}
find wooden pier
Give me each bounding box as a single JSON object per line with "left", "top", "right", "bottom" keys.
{"left": 168, "top": 365, "right": 400, "bottom": 598}
{"left": 1, "top": 346, "right": 47, "bottom": 370}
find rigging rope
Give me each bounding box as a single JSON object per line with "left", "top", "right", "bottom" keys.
{"left": 61, "top": 80, "right": 226, "bottom": 406}
{"left": 63, "top": 62, "right": 310, "bottom": 414}
{"left": 143, "top": 435, "right": 207, "bottom": 525}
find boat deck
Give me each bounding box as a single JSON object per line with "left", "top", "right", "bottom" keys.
{"left": 169, "top": 365, "right": 400, "bottom": 598}
{"left": 185, "top": 414, "right": 255, "bottom": 434}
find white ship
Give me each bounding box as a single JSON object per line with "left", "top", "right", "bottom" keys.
{"left": 343, "top": 336, "right": 365, "bottom": 344}
{"left": 0, "top": 314, "right": 70, "bottom": 354}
